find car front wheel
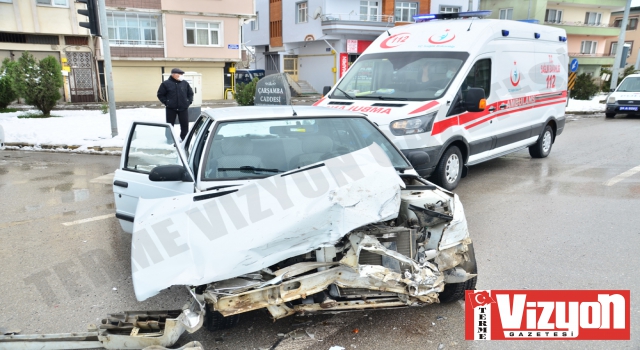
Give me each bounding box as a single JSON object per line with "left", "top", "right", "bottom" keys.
{"left": 605, "top": 113, "right": 615, "bottom": 119}
{"left": 433, "top": 146, "right": 463, "bottom": 190}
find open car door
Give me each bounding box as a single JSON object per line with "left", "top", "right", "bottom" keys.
{"left": 113, "top": 122, "right": 195, "bottom": 233}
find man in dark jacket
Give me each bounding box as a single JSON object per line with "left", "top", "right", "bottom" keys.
{"left": 157, "top": 68, "right": 194, "bottom": 141}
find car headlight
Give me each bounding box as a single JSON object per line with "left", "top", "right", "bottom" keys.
{"left": 608, "top": 96, "right": 616, "bottom": 104}
{"left": 389, "top": 112, "right": 437, "bottom": 136}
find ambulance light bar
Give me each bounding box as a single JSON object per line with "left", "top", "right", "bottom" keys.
{"left": 413, "top": 10, "right": 492, "bottom": 22}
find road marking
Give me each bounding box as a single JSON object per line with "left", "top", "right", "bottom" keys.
{"left": 604, "top": 165, "right": 640, "bottom": 186}
{"left": 62, "top": 213, "right": 115, "bottom": 226}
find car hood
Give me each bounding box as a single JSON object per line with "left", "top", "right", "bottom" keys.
{"left": 130, "top": 144, "right": 406, "bottom": 301}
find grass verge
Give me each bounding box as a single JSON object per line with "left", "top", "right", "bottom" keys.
{"left": 0, "top": 108, "right": 19, "bottom": 113}
{"left": 17, "top": 113, "right": 61, "bottom": 119}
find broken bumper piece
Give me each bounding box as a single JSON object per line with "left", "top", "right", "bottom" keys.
{"left": 203, "top": 231, "right": 472, "bottom": 320}
{"left": 0, "top": 298, "right": 205, "bottom": 350}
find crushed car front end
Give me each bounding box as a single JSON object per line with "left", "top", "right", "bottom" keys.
{"left": 200, "top": 174, "right": 476, "bottom": 321}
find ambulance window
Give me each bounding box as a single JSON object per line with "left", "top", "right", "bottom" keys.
{"left": 448, "top": 59, "right": 492, "bottom": 116}
{"left": 463, "top": 59, "right": 491, "bottom": 97}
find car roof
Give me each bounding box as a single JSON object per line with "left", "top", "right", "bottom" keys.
{"left": 202, "top": 106, "right": 367, "bottom": 121}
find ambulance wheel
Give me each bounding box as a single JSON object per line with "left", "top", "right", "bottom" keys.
{"left": 205, "top": 304, "right": 240, "bottom": 332}
{"left": 529, "top": 125, "right": 553, "bottom": 158}
{"left": 434, "top": 146, "right": 463, "bottom": 190}
{"left": 605, "top": 113, "right": 615, "bottom": 119}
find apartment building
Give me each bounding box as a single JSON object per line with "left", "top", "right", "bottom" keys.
{"left": 607, "top": 6, "right": 640, "bottom": 69}
{"left": 0, "top": 0, "right": 253, "bottom": 103}
{"left": 243, "top": 0, "right": 438, "bottom": 94}
{"left": 103, "top": 0, "right": 253, "bottom": 101}
{"left": 0, "top": 0, "right": 97, "bottom": 102}
{"left": 480, "top": 0, "right": 625, "bottom": 76}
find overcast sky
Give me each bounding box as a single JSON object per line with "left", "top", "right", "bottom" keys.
{"left": 632, "top": 0, "right": 640, "bottom": 7}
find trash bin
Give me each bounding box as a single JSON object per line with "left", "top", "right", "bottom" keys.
{"left": 162, "top": 71, "right": 202, "bottom": 122}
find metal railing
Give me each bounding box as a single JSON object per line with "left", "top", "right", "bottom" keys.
{"left": 322, "top": 13, "right": 395, "bottom": 23}
{"left": 544, "top": 21, "right": 615, "bottom": 28}
{"left": 109, "top": 39, "right": 164, "bottom": 47}
{"left": 568, "top": 52, "right": 615, "bottom": 57}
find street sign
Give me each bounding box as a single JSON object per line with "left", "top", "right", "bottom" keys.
{"left": 570, "top": 58, "right": 579, "bottom": 72}
{"left": 568, "top": 72, "right": 577, "bottom": 90}
{"left": 227, "top": 44, "right": 239, "bottom": 50}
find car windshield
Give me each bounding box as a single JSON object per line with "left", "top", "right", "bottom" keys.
{"left": 331, "top": 51, "right": 469, "bottom": 101}
{"left": 617, "top": 77, "right": 640, "bottom": 92}
{"left": 202, "top": 117, "right": 411, "bottom": 180}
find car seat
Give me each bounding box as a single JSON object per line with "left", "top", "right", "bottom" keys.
{"left": 215, "top": 137, "right": 263, "bottom": 178}
{"left": 289, "top": 135, "right": 334, "bottom": 169}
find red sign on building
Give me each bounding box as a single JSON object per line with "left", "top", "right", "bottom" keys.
{"left": 339, "top": 53, "right": 349, "bottom": 78}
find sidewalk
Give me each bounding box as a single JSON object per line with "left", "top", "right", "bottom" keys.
{"left": 0, "top": 94, "right": 604, "bottom": 155}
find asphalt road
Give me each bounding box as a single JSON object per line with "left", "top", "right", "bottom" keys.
{"left": 0, "top": 113, "right": 639, "bottom": 350}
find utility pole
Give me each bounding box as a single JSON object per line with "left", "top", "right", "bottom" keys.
{"left": 97, "top": 0, "right": 118, "bottom": 137}
{"left": 611, "top": 0, "right": 632, "bottom": 90}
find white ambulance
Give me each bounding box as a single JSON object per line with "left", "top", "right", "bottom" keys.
{"left": 315, "top": 12, "right": 568, "bottom": 190}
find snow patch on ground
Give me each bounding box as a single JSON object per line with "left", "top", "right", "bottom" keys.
{"left": 0, "top": 108, "right": 185, "bottom": 151}
{"left": 566, "top": 93, "right": 607, "bottom": 113}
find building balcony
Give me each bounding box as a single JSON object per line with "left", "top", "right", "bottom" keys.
{"left": 109, "top": 39, "right": 164, "bottom": 47}
{"left": 321, "top": 13, "right": 396, "bottom": 36}
{"left": 550, "top": 0, "right": 626, "bottom": 9}
{"left": 545, "top": 22, "right": 621, "bottom": 36}
{"left": 569, "top": 53, "right": 616, "bottom": 66}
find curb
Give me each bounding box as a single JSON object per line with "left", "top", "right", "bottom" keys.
{"left": 3, "top": 143, "right": 121, "bottom": 155}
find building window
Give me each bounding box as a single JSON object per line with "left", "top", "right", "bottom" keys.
{"left": 440, "top": 6, "right": 460, "bottom": 14}
{"left": 0, "top": 0, "right": 13, "bottom": 3}
{"left": 499, "top": 8, "right": 513, "bottom": 20}
{"left": 614, "top": 17, "right": 639, "bottom": 30}
{"left": 296, "top": 2, "right": 308, "bottom": 23}
{"left": 36, "top": 0, "right": 68, "bottom": 7}
{"left": 360, "top": 1, "right": 379, "bottom": 21}
{"left": 584, "top": 12, "right": 601, "bottom": 26}
{"left": 545, "top": 9, "right": 562, "bottom": 23}
{"left": 107, "top": 12, "right": 162, "bottom": 46}
{"left": 251, "top": 11, "right": 259, "bottom": 31}
{"left": 395, "top": 2, "right": 418, "bottom": 22}
{"left": 580, "top": 41, "right": 597, "bottom": 54}
{"left": 610, "top": 41, "right": 633, "bottom": 56}
{"left": 185, "top": 20, "right": 221, "bottom": 46}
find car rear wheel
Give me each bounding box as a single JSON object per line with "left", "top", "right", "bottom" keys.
{"left": 529, "top": 125, "right": 553, "bottom": 158}
{"left": 433, "top": 146, "right": 463, "bottom": 190}
{"left": 605, "top": 113, "right": 615, "bottom": 119}
{"left": 204, "top": 304, "right": 240, "bottom": 332}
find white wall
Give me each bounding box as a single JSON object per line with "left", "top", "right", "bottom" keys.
{"left": 282, "top": 0, "right": 325, "bottom": 43}
{"left": 430, "top": 0, "right": 479, "bottom": 13}
{"left": 296, "top": 40, "right": 341, "bottom": 92}
{"left": 324, "top": 0, "right": 362, "bottom": 19}
{"left": 242, "top": 0, "right": 269, "bottom": 47}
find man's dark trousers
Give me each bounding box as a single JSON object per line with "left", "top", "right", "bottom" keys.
{"left": 166, "top": 108, "right": 189, "bottom": 141}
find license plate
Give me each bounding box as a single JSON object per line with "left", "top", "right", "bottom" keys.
{"left": 619, "top": 106, "right": 638, "bottom": 111}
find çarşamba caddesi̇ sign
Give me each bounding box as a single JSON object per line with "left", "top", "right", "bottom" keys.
{"left": 254, "top": 73, "right": 292, "bottom": 106}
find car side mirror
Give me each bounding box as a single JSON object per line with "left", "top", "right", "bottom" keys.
{"left": 323, "top": 86, "right": 331, "bottom": 96}
{"left": 149, "top": 164, "right": 193, "bottom": 182}
{"left": 610, "top": 88, "right": 615, "bottom": 92}
{"left": 465, "top": 88, "right": 486, "bottom": 112}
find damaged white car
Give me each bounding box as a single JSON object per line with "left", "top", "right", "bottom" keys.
{"left": 107, "top": 106, "right": 476, "bottom": 347}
